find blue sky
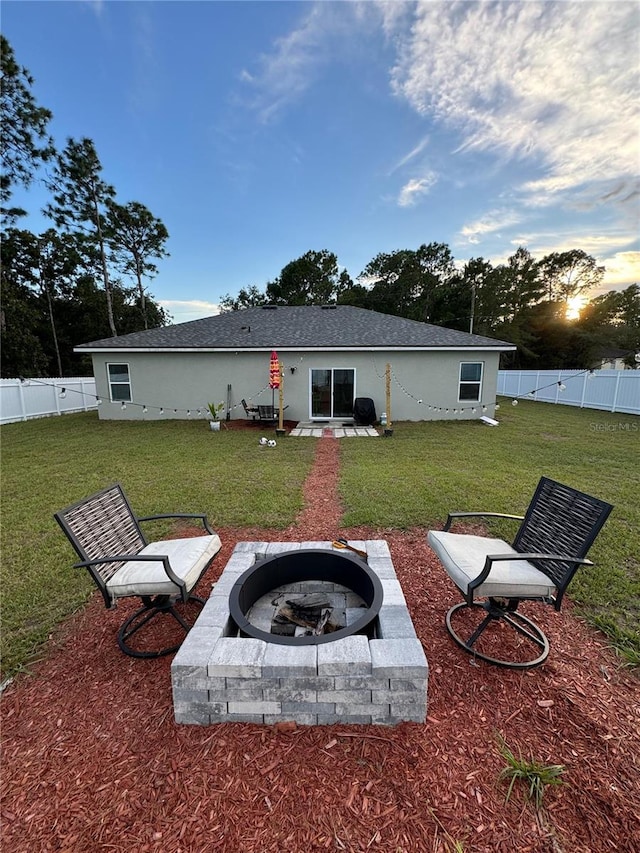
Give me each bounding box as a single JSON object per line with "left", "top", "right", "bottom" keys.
{"left": 4, "top": 0, "right": 639, "bottom": 324}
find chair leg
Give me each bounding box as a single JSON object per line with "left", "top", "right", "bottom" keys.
{"left": 445, "top": 600, "right": 550, "bottom": 669}
{"left": 117, "top": 595, "right": 206, "bottom": 659}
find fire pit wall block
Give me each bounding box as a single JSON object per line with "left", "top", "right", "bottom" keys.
{"left": 171, "top": 540, "right": 428, "bottom": 726}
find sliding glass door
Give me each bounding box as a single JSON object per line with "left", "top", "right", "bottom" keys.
{"left": 311, "top": 369, "right": 355, "bottom": 419}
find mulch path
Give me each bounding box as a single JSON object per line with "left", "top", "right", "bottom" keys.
{"left": 2, "top": 438, "right": 639, "bottom": 852}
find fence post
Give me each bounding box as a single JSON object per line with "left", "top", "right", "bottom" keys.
{"left": 17, "top": 379, "right": 27, "bottom": 422}
{"left": 611, "top": 372, "right": 622, "bottom": 413}
{"left": 580, "top": 372, "right": 588, "bottom": 408}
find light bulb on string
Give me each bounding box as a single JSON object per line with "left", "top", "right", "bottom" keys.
{"left": 558, "top": 382, "right": 566, "bottom": 391}
{"left": 121, "top": 401, "right": 127, "bottom": 410}
{"left": 59, "top": 388, "right": 66, "bottom": 399}
{"left": 142, "top": 406, "right": 148, "bottom": 413}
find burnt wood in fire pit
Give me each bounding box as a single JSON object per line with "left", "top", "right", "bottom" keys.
{"left": 228, "top": 549, "right": 384, "bottom": 646}
{"left": 273, "top": 593, "right": 342, "bottom": 636}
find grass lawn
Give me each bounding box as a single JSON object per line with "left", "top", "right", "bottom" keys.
{"left": 339, "top": 399, "right": 639, "bottom": 663}
{"left": 0, "top": 413, "right": 317, "bottom": 678}
{"left": 1, "top": 402, "right": 638, "bottom": 677}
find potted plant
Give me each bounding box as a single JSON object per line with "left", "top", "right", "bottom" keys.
{"left": 206, "top": 401, "right": 225, "bottom": 430}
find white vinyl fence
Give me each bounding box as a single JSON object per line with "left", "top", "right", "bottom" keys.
{"left": 497, "top": 369, "right": 640, "bottom": 415}
{"left": 0, "top": 377, "right": 98, "bottom": 425}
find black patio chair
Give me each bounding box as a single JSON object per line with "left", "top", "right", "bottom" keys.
{"left": 256, "top": 404, "right": 288, "bottom": 424}
{"left": 54, "top": 484, "right": 221, "bottom": 658}
{"left": 257, "top": 405, "right": 277, "bottom": 423}
{"left": 242, "top": 398, "right": 259, "bottom": 420}
{"left": 427, "top": 477, "right": 613, "bottom": 668}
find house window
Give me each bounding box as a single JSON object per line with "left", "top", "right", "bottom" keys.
{"left": 107, "top": 363, "right": 132, "bottom": 402}
{"left": 459, "top": 362, "right": 483, "bottom": 401}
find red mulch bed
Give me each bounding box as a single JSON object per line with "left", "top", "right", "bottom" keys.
{"left": 2, "top": 438, "right": 639, "bottom": 852}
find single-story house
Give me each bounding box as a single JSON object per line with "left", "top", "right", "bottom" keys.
{"left": 593, "top": 348, "right": 632, "bottom": 371}
{"left": 75, "top": 305, "right": 516, "bottom": 423}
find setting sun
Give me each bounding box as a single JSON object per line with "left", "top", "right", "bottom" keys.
{"left": 566, "top": 294, "right": 586, "bottom": 321}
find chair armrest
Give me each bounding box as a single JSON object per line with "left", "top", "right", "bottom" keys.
{"left": 137, "top": 513, "right": 215, "bottom": 535}
{"left": 466, "top": 551, "right": 593, "bottom": 603}
{"left": 73, "top": 553, "right": 186, "bottom": 595}
{"left": 444, "top": 512, "right": 524, "bottom": 532}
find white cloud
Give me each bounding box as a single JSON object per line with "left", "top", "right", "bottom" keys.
{"left": 398, "top": 173, "right": 437, "bottom": 206}
{"left": 511, "top": 232, "right": 634, "bottom": 258}
{"left": 598, "top": 251, "right": 640, "bottom": 291}
{"left": 388, "top": 135, "right": 431, "bottom": 175}
{"left": 239, "top": 0, "right": 402, "bottom": 122}
{"left": 390, "top": 1, "right": 639, "bottom": 211}
{"left": 490, "top": 232, "right": 639, "bottom": 291}
{"left": 459, "top": 209, "right": 522, "bottom": 244}
{"left": 240, "top": 3, "right": 338, "bottom": 122}
{"left": 160, "top": 300, "right": 220, "bottom": 324}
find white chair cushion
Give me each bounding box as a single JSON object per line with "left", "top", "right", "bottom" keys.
{"left": 427, "top": 530, "right": 556, "bottom": 600}
{"left": 106, "top": 534, "right": 222, "bottom": 600}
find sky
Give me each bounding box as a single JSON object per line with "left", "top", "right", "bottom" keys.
{"left": 4, "top": 0, "right": 639, "bottom": 324}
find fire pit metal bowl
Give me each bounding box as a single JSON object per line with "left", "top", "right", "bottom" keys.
{"left": 228, "top": 548, "right": 384, "bottom": 645}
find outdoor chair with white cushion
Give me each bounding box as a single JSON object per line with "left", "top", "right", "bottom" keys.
{"left": 427, "top": 477, "right": 613, "bottom": 669}
{"left": 54, "top": 483, "right": 222, "bottom": 658}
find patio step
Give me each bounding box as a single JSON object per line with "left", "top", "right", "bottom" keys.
{"left": 291, "top": 424, "right": 379, "bottom": 438}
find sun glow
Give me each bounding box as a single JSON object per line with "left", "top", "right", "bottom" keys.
{"left": 566, "top": 294, "right": 586, "bottom": 321}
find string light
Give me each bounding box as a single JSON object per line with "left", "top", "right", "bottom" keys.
{"left": 506, "top": 365, "right": 615, "bottom": 406}
{"left": 372, "top": 353, "right": 608, "bottom": 415}
{"left": 374, "top": 358, "right": 499, "bottom": 416}
{"left": 21, "top": 355, "right": 634, "bottom": 422}
{"left": 16, "top": 378, "right": 278, "bottom": 419}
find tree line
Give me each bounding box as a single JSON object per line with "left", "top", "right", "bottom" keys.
{"left": 1, "top": 36, "right": 170, "bottom": 377}
{"left": 2, "top": 35, "right": 638, "bottom": 378}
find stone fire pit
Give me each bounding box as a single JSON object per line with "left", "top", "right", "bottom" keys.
{"left": 171, "top": 540, "right": 428, "bottom": 726}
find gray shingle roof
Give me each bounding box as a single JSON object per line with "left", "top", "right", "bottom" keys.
{"left": 76, "top": 305, "right": 515, "bottom": 351}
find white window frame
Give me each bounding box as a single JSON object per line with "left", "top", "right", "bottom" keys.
{"left": 107, "top": 362, "right": 132, "bottom": 403}
{"left": 458, "top": 361, "right": 483, "bottom": 402}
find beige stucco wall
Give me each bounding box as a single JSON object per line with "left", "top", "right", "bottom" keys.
{"left": 90, "top": 349, "right": 502, "bottom": 422}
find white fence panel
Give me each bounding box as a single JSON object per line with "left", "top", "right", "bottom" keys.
{"left": 0, "top": 377, "right": 98, "bottom": 424}
{"left": 497, "top": 370, "right": 640, "bottom": 415}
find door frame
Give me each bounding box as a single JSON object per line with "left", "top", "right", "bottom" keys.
{"left": 309, "top": 367, "right": 356, "bottom": 421}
